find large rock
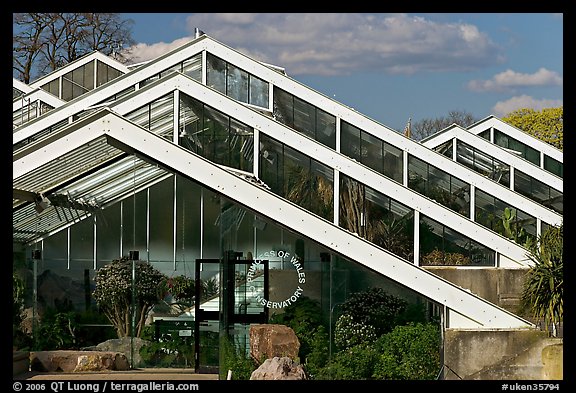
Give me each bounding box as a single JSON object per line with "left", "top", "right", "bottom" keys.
{"left": 30, "top": 351, "right": 129, "bottom": 372}
{"left": 91, "top": 337, "right": 149, "bottom": 368}
{"left": 250, "top": 356, "right": 307, "bottom": 380}
{"left": 249, "top": 324, "right": 300, "bottom": 362}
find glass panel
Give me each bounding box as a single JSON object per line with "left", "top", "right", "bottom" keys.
{"left": 383, "top": 142, "right": 403, "bottom": 183}
{"left": 515, "top": 170, "right": 562, "bottom": 214}
{"left": 206, "top": 53, "right": 226, "bottom": 94}
{"left": 139, "top": 74, "right": 159, "bottom": 88}
{"left": 293, "top": 96, "right": 315, "bottom": 140}
{"left": 126, "top": 103, "right": 150, "bottom": 129}
{"left": 284, "top": 145, "right": 311, "bottom": 208}
{"left": 175, "top": 175, "right": 202, "bottom": 266}
{"left": 544, "top": 155, "right": 563, "bottom": 178}
{"left": 226, "top": 63, "right": 249, "bottom": 103}
{"left": 309, "top": 159, "right": 334, "bottom": 221}
{"left": 259, "top": 133, "right": 284, "bottom": 196}
{"left": 248, "top": 74, "right": 269, "bottom": 108}
{"left": 13, "top": 87, "right": 24, "bottom": 100}
{"left": 13, "top": 101, "right": 38, "bottom": 127}
{"left": 363, "top": 131, "right": 383, "bottom": 173}
{"left": 365, "top": 185, "right": 414, "bottom": 262}
{"left": 40, "top": 102, "right": 54, "bottom": 116}
{"left": 182, "top": 54, "right": 202, "bottom": 81}
{"left": 202, "top": 188, "right": 222, "bottom": 259}
{"left": 149, "top": 177, "right": 175, "bottom": 264}
{"left": 434, "top": 140, "right": 453, "bottom": 158}
{"left": 419, "top": 215, "right": 494, "bottom": 266}
{"left": 61, "top": 74, "right": 73, "bottom": 101}
{"left": 96, "top": 202, "right": 121, "bottom": 262}
{"left": 409, "top": 155, "right": 469, "bottom": 217}
{"left": 97, "top": 61, "right": 123, "bottom": 87}
{"left": 197, "top": 260, "right": 220, "bottom": 373}
{"left": 179, "top": 93, "right": 204, "bottom": 154}
{"left": 70, "top": 216, "right": 94, "bottom": 263}
{"left": 204, "top": 106, "right": 229, "bottom": 165}
{"left": 478, "top": 129, "right": 490, "bottom": 140}
{"left": 122, "top": 189, "right": 148, "bottom": 260}
{"left": 339, "top": 174, "right": 365, "bottom": 237}
{"left": 229, "top": 118, "right": 254, "bottom": 172}
{"left": 84, "top": 61, "right": 95, "bottom": 91}
{"left": 524, "top": 145, "right": 540, "bottom": 166}
{"left": 42, "top": 227, "right": 68, "bottom": 263}
{"left": 316, "top": 108, "right": 336, "bottom": 149}
{"left": 97, "top": 61, "right": 108, "bottom": 87}
{"left": 159, "top": 63, "right": 181, "bottom": 78}
{"left": 474, "top": 188, "right": 499, "bottom": 231}
{"left": 273, "top": 87, "right": 294, "bottom": 127}
{"left": 408, "top": 155, "right": 428, "bottom": 195}
{"left": 340, "top": 121, "right": 361, "bottom": 161}
{"left": 149, "top": 94, "right": 174, "bottom": 138}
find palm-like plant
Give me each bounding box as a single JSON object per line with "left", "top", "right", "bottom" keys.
{"left": 521, "top": 224, "right": 563, "bottom": 336}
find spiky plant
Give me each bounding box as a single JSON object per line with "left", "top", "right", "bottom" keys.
{"left": 521, "top": 224, "right": 563, "bottom": 336}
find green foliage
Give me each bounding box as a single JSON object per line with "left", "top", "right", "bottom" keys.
{"left": 521, "top": 224, "right": 563, "bottom": 336}
{"left": 140, "top": 333, "right": 194, "bottom": 368}
{"left": 314, "top": 343, "right": 379, "bottom": 380}
{"left": 421, "top": 249, "right": 471, "bottom": 266}
{"left": 372, "top": 322, "right": 441, "bottom": 380}
{"left": 269, "top": 297, "right": 331, "bottom": 379}
{"left": 502, "top": 107, "right": 563, "bottom": 151}
{"left": 334, "top": 314, "right": 377, "bottom": 350}
{"left": 92, "top": 256, "right": 167, "bottom": 338}
{"left": 164, "top": 275, "right": 195, "bottom": 302}
{"left": 269, "top": 296, "right": 326, "bottom": 361}
{"left": 498, "top": 207, "right": 534, "bottom": 248}
{"left": 340, "top": 287, "right": 408, "bottom": 336}
{"left": 374, "top": 213, "right": 414, "bottom": 260}
{"left": 32, "top": 310, "right": 79, "bottom": 350}
{"left": 302, "top": 325, "right": 330, "bottom": 379}
{"left": 219, "top": 335, "right": 257, "bottom": 380}
{"left": 13, "top": 272, "right": 31, "bottom": 350}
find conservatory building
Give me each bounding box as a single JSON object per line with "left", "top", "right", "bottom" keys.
{"left": 12, "top": 33, "right": 563, "bottom": 377}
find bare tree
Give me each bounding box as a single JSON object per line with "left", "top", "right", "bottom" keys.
{"left": 13, "top": 12, "right": 135, "bottom": 83}
{"left": 410, "top": 110, "right": 478, "bottom": 141}
{"left": 13, "top": 13, "right": 57, "bottom": 83}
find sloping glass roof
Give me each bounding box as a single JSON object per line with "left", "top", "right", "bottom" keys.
{"left": 13, "top": 34, "right": 564, "bottom": 330}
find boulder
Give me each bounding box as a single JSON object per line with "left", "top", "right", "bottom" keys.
{"left": 250, "top": 356, "right": 307, "bottom": 380}
{"left": 29, "top": 350, "right": 130, "bottom": 372}
{"left": 92, "top": 337, "right": 149, "bottom": 368}
{"left": 249, "top": 324, "right": 300, "bottom": 362}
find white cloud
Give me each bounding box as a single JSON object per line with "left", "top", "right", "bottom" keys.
{"left": 125, "top": 13, "right": 504, "bottom": 76}
{"left": 468, "top": 68, "right": 563, "bottom": 92}
{"left": 492, "top": 95, "right": 563, "bottom": 116}
{"left": 124, "top": 37, "right": 194, "bottom": 64}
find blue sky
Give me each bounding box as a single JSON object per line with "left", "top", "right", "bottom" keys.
{"left": 120, "top": 13, "right": 563, "bottom": 132}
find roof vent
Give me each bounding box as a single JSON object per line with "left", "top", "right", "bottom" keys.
{"left": 194, "top": 28, "right": 205, "bottom": 39}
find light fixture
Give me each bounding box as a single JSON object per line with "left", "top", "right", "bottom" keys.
{"left": 34, "top": 194, "right": 50, "bottom": 214}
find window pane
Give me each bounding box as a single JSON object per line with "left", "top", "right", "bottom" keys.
{"left": 206, "top": 53, "right": 226, "bottom": 94}
{"left": 316, "top": 109, "right": 336, "bottom": 149}
{"left": 182, "top": 54, "right": 203, "bottom": 81}
{"left": 227, "top": 64, "right": 249, "bottom": 103}
{"left": 249, "top": 74, "right": 269, "bottom": 108}
{"left": 340, "top": 121, "right": 361, "bottom": 161}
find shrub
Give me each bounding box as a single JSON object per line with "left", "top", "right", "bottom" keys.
{"left": 372, "top": 322, "right": 441, "bottom": 380}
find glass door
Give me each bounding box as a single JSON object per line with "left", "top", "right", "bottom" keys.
{"left": 194, "top": 259, "right": 220, "bottom": 374}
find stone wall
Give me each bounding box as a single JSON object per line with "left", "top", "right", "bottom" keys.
{"left": 443, "top": 329, "right": 563, "bottom": 380}
{"left": 423, "top": 266, "right": 528, "bottom": 314}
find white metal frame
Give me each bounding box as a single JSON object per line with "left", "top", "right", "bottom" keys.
{"left": 13, "top": 109, "right": 535, "bottom": 330}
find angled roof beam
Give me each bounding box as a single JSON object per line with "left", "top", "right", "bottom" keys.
{"left": 13, "top": 109, "right": 534, "bottom": 329}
